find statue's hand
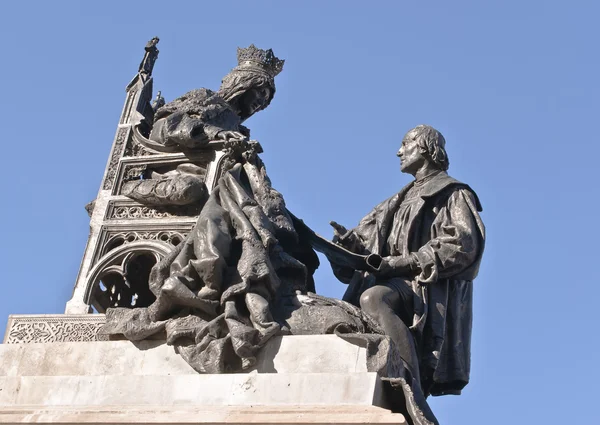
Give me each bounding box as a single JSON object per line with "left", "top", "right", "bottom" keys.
{"left": 217, "top": 130, "right": 247, "bottom": 142}
{"left": 330, "top": 221, "right": 350, "bottom": 245}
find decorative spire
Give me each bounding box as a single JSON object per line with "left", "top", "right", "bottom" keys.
{"left": 235, "top": 44, "right": 284, "bottom": 77}
{"left": 138, "top": 37, "right": 160, "bottom": 78}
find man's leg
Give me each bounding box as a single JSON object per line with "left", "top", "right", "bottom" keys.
{"left": 360, "top": 284, "right": 421, "bottom": 386}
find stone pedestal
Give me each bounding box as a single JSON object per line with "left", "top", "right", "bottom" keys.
{"left": 0, "top": 315, "right": 406, "bottom": 424}
{"left": 0, "top": 406, "right": 404, "bottom": 424}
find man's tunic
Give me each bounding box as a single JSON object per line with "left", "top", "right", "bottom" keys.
{"left": 336, "top": 171, "right": 485, "bottom": 397}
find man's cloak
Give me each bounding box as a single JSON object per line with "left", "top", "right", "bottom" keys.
{"left": 334, "top": 171, "right": 485, "bottom": 397}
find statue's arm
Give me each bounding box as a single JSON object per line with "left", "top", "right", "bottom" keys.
{"left": 328, "top": 218, "right": 373, "bottom": 284}
{"left": 330, "top": 221, "right": 367, "bottom": 254}
{"left": 150, "top": 112, "right": 211, "bottom": 148}
{"left": 203, "top": 123, "right": 226, "bottom": 140}
{"left": 151, "top": 96, "right": 245, "bottom": 148}
{"left": 412, "top": 188, "right": 484, "bottom": 284}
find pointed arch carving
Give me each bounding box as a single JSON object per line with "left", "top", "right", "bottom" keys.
{"left": 85, "top": 241, "right": 172, "bottom": 313}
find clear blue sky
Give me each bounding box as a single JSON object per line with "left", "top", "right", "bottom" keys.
{"left": 0, "top": 1, "right": 598, "bottom": 423}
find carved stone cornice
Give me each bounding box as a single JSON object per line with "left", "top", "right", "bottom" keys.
{"left": 105, "top": 200, "right": 203, "bottom": 221}
{"left": 3, "top": 314, "right": 107, "bottom": 344}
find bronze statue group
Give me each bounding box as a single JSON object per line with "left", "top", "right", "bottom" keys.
{"left": 101, "top": 44, "right": 485, "bottom": 425}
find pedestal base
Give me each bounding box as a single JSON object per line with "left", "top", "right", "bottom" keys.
{"left": 0, "top": 405, "right": 406, "bottom": 424}
{"left": 1, "top": 316, "right": 406, "bottom": 424}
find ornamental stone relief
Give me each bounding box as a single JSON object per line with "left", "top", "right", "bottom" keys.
{"left": 102, "top": 127, "right": 129, "bottom": 191}
{"left": 112, "top": 205, "right": 175, "bottom": 219}
{"left": 103, "top": 230, "right": 188, "bottom": 255}
{"left": 106, "top": 201, "right": 203, "bottom": 220}
{"left": 124, "top": 137, "right": 157, "bottom": 157}
{"left": 4, "top": 315, "right": 107, "bottom": 344}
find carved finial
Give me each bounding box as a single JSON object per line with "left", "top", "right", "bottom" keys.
{"left": 235, "top": 44, "right": 284, "bottom": 77}
{"left": 151, "top": 91, "right": 165, "bottom": 112}
{"left": 146, "top": 37, "right": 160, "bottom": 50}
{"left": 139, "top": 37, "right": 160, "bottom": 77}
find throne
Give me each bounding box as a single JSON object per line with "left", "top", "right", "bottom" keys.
{"left": 65, "top": 40, "right": 230, "bottom": 314}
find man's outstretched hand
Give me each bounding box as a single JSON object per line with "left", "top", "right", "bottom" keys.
{"left": 330, "top": 220, "right": 349, "bottom": 244}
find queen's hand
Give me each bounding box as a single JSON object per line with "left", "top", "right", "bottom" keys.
{"left": 217, "top": 130, "right": 247, "bottom": 142}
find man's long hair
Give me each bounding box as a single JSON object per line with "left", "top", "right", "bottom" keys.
{"left": 411, "top": 125, "right": 450, "bottom": 171}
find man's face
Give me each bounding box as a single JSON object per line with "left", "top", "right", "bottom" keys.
{"left": 397, "top": 131, "right": 426, "bottom": 175}
{"left": 239, "top": 86, "right": 272, "bottom": 118}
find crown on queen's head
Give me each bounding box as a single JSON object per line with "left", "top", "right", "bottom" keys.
{"left": 235, "top": 44, "right": 284, "bottom": 78}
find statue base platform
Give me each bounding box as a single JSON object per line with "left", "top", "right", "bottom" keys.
{"left": 0, "top": 405, "right": 403, "bottom": 424}
{"left": 0, "top": 406, "right": 406, "bottom": 425}
{"left": 1, "top": 315, "right": 406, "bottom": 424}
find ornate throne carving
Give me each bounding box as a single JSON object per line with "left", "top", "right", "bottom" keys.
{"left": 65, "top": 39, "right": 229, "bottom": 313}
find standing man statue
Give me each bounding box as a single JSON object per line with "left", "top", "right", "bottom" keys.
{"left": 328, "top": 125, "right": 485, "bottom": 400}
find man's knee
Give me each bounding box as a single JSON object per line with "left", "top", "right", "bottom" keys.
{"left": 359, "top": 286, "right": 396, "bottom": 317}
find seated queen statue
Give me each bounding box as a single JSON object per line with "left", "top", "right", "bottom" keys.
{"left": 122, "top": 44, "right": 282, "bottom": 206}
{"left": 150, "top": 45, "right": 278, "bottom": 148}
{"left": 101, "top": 45, "right": 329, "bottom": 374}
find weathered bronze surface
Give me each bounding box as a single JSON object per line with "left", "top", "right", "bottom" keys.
{"left": 122, "top": 44, "right": 281, "bottom": 207}
{"left": 98, "top": 40, "right": 485, "bottom": 425}
{"left": 312, "top": 125, "right": 485, "bottom": 424}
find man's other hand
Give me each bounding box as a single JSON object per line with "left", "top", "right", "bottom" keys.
{"left": 377, "top": 256, "right": 413, "bottom": 277}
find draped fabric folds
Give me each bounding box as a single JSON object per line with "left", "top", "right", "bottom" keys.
{"left": 334, "top": 172, "right": 485, "bottom": 399}
{"left": 102, "top": 153, "right": 318, "bottom": 373}
{"left": 98, "top": 151, "right": 466, "bottom": 425}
